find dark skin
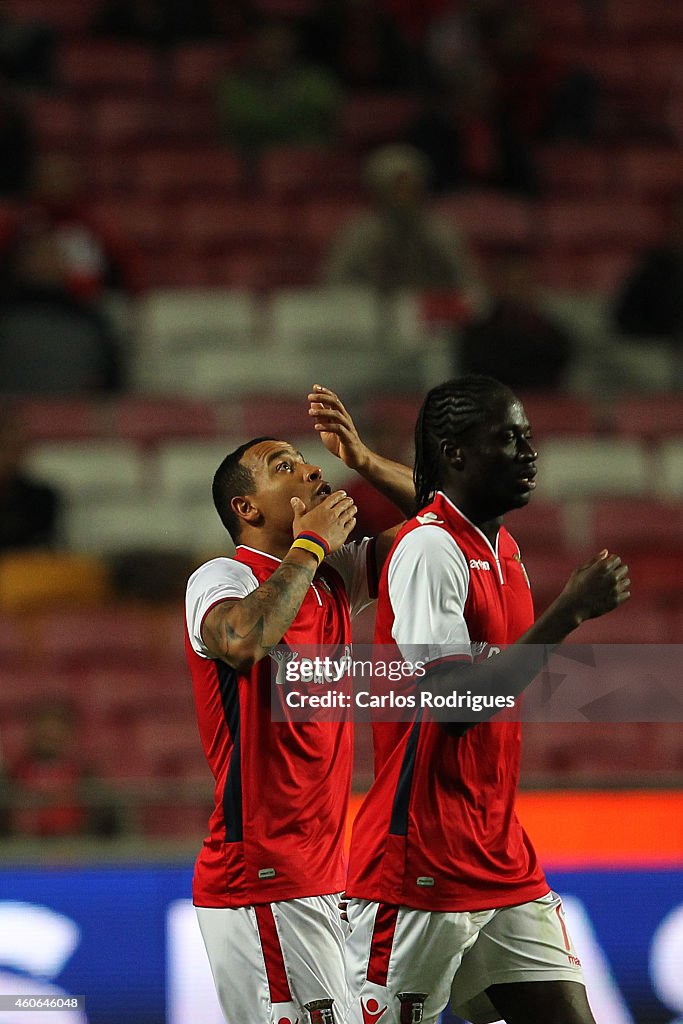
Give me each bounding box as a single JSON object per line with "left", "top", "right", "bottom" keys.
{"left": 434, "top": 390, "right": 630, "bottom": 1024}
{"left": 202, "top": 386, "right": 414, "bottom": 670}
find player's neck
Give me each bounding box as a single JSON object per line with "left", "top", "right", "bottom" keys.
{"left": 442, "top": 488, "right": 502, "bottom": 546}
{"left": 238, "top": 528, "right": 292, "bottom": 562}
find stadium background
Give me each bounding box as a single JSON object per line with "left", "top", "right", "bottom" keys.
{"left": 0, "top": 1, "right": 681, "bottom": 1021}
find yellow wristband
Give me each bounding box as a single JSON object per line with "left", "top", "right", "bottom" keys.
{"left": 290, "top": 536, "right": 327, "bottom": 565}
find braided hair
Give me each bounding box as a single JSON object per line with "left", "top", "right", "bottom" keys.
{"left": 414, "top": 375, "right": 511, "bottom": 511}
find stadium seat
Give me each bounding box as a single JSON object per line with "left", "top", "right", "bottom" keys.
{"left": 133, "top": 717, "right": 209, "bottom": 778}
{"left": 26, "top": 96, "right": 84, "bottom": 149}
{"left": 241, "top": 395, "right": 312, "bottom": 437}
{"left": 25, "top": 441, "right": 146, "bottom": 498}
{"left": 112, "top": 397, "right": 223, "bottom": 446}
{"left": 0, "top": 552, "right": 109, "bottom": 611}
{"left": 178, "top": 199, "right": 289, "bottom": 250}
{"left": 28, "top": 607, "right": 157, "bottom": 668}
{"left": 172, "top": 43, "right": 236, "bottom": 96}
{"left": 270, "top": 287, "right": 381, "bottom": 351}
{"left": 341, "top": 94, "right": 419, "bottom": 149}
{"left": 5, "top": 0, "right": 93, "bottom": 32}
{"left": 0, "top": 613, "right": 24, "bottom": 667}
{"left": 135, "top": 288, "right": 259, "bottom": 392}
{"left": 592, "top": 498, "right": 683, "bottom": 550}
{"left": 538, "top": 147, "right": 613, "bottom": 197}
{"left": 539, "top": 438, "right": 647, "bottom": 498}
{"left": 65, "top": 496, "right": 190, "bottom": 553}
{"left": 539, "top": 199, "right": 663, "bottom": 248}
{"left": 134, "top": 147, "right": 244, "bottom": 200}
{"left": 658, "top": 440, "right": 683, "bottom": 497}
{"left": 260, "top": 147, "right": 360, "bottom": 198}
{"left": 88, "top": 97, "right": 152, "bottom": 150}
{"left": 59, "top": 41, "right": 159, "bottom": 93}
{"left": 515, "top": 394, "right": 595, "bottom": 436}
{"left": 504, "top": 502, "right": 569, "bottom": 553}
{"left": 611, "top": 397, "right": 683, "bottom": 441}
{"left": 436, "top": 192, "right": 534, "bottom": 249}
{"left": 17, "top": 399, "right": 102, "bottom": 442}
{"left": 156, "top": 442, "right": 242, "bottom": 501}
{"left": 616, "top": 147, "right": 683, "bottom": 199}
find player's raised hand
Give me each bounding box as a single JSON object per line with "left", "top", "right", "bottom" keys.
{"left": 307, "top": 384, "right": 370, "bottom": 472}
{"left": 556, "top": 550, "right": 631, "bottom": 625}
{"left": 291, "top": 490, "right": 357, "bottom": 554}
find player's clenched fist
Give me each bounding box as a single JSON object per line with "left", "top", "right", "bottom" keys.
{"left": 556, "top": 549, "right": 631, "bottom": 626}
{"left": 291, "top": 490, "right": 357, "bottom": 554}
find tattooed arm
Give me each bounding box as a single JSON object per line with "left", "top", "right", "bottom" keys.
{"left": 201, "top": 490, "right": 357, "bottom": 671}
{"left": 202, "top": 553, "right": 317, "bottom": 670}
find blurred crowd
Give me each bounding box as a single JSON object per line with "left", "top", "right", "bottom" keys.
{"left": 0, "top": 0, "right": 679, "bottom": 394}
{"left": 0, "top": 0, "right": 681, "bottom": 838}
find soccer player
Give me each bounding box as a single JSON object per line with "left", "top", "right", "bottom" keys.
{"left": 184, "top": 385, "right": 413, "bottom": 1024}
{"left": 344, "top": 375, "right": 630, "bottom": 1024}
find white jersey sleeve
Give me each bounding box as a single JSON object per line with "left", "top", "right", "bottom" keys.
{"left": 185, "top": 557, "right": 259, "bottom": 659}
{"left": 388, "top": 525, "right": 472, "bottom": 665}
{"left": 326, "top": 536, "right": 376, "bottom": 618}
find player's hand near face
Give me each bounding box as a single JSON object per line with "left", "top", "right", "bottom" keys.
{"left": 555, "top": 550, "right": 631, "bottom": 627}
{"left": 291, "top": 490, "right": 357, "bottom": 554}
{"left": 308, "top": 384, "right": 371, "bottom": 472}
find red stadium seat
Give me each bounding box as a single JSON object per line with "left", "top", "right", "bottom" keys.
{"left": 436, "top": 192, "right": 534, "bottom": 250}
{"left": 5, "top": 0, "right": 93, "bottom": 33}
{"left": 260, "top": 147, "right": 360, "bottom": 198}
{"left": 113, "top": 397, "right": 222, "bottom": 446}
{"left": 59, "top": 41, "right": 159, "bottom": 93}
{"left": 18, "top": 399, "right": 102, "bottom": 442}
{"left": 29, "top": 607, "right": 156, "bottom": 668}
{"left": 0, "top": 615, "right": 26, "bottom": 668}
{"left": 242, "top": 396, "right": 311, "bottom": 437}
{"left": 172, "top": 43, "right": 237, "bottom": 96}
{"left": 616, "top": 147, "right": 683, "bottom": 199}
{"left": 178, "top": 199, "right": 290, "bottom": 250}
{"left": 611, "top": 396, "right": 683, "bottom": 441}
{"left": 88, "top": 97, "right": 152, "bottom": 149}
{"left": 538, "top": 147, "right": 613, "bottom": 197}
{"left": 341, "top": 94, "right": 420, "bottom": 150}
{"left": 592, "top": 498, "right": 683, "bottom": 550}
{"left": 540, "top": 199, "right": 663, "bottom": 248}
{"left": 573, "top": 602, "right": 672, "bottom": 643}
{"left": 299, "top": 199, "right": 366, "bottom": 249}
{"left": 26, "top": 96, "right": 84, "bottom": 149}
{"left": 134, "top": 147, "right": 244, "bottom": 199}
{"left": 515, "top": 394, "right": 595, "bottom": 436}
{"left": 504, "top": 502, "right": 568, "bottom": 554}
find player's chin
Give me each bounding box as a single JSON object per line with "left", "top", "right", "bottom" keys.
{"left": 508, "top": 488, "right": 533, "bottom": 509}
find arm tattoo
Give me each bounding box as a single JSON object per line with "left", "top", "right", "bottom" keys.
{"left": 211, "top": 559, "right": 315, "bottom": 662}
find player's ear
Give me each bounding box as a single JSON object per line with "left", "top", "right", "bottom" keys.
{"left": 231, "top": 495, "right": 261, "bottom": 526}
{"left": 441, "top": 440, "right": 464, "bottom": 469}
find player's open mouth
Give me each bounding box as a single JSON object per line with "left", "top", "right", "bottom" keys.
{"left": 517, "top": 471, "right": 537, "bottom": 490}
{"left": 316, "top": 483, "right": 332, "bottom": 497}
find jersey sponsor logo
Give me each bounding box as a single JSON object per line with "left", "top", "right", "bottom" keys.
{"left": 469, "top": 558, "right": 491, "bottom": 570}
{"left": 361, "top": 996, "right": 387, "bottom": 1024}
{"left": 416, "top": 512, "right": 444, "bottom": 525}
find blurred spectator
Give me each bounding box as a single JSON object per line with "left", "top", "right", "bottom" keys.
{"left": 3, "top": 152, "right": 141, "bottom": 303}
{"left": 0, "top": 403, "right": 60, "bottom": 551}
{"left": 299, "top": 0, "right": 426, "bottom": 91}
{"left": 215, "top": 20, "right": 342, "bottom": 154}
{"left": 614, "top": 192, "right": 683, "bottom": 350}
{"left": 8, "top": 701, "right": 122, "bottom": 838}
{"left": 408, "top": 67, "right": 536, "bottom": 194}
{"left": 476, "top": 5, "right": 597, "bottom": 144}
{"left": 0, "top": 230, "right": 125, "bottom": 393}
{"left": 458, "top": 249, "right": 574, "bottom": 390}
{"left": 324, "top": 143, "right": 481, "bottom": 297}
{"left": 93, "top": 0, "right": 223, "bottom": 44}
{"left": 0, "top": 1, "right": 55, "bottom": 88}
{"left": 0, "top": 74, "right": 32, "bottom": 197}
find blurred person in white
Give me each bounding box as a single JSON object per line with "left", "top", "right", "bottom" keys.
{"left": 324, "top": 144, "right": 482, "bottom": 303}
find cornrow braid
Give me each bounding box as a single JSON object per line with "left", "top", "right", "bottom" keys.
{"left": 414, "top": 375, "right": 511, "bottom": 511}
